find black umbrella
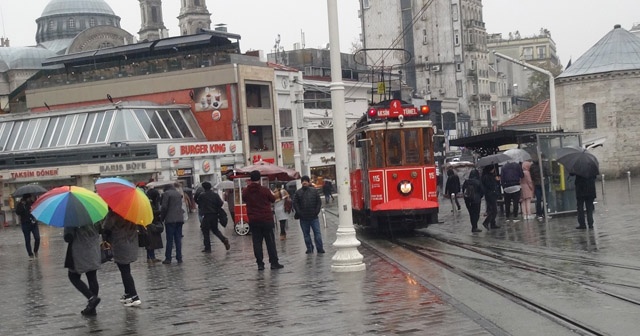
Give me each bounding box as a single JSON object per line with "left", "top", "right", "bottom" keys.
{"left": 476, "top": 153, "right": 511, "bottom": 167}
{"left": 556, "top": 147, "right": 600, "bottom": 178}
{"left": 12, "top": 184, "right": 47, "bottom": 197}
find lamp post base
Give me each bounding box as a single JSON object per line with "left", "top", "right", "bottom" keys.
{"left": 331, "top": 227, "right": 366, "bottom": 272}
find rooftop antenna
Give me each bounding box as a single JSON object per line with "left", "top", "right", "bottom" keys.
{"left": 301, "top": 30, "right": 305, "bottom": 49}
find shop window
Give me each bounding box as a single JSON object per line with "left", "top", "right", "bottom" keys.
{"left": 158, "top": 110, "right": 183, "bottom": 138}
{"left": 19, "top": 119, "right": 38, "bottom": 150}
{"left": 170, "top": 110, "right": 194, "bottom": 137}
{"left": 31, "top": 118, "right": 49, "bottom": 149}
{"left": 0, "top": 122, "right": 13, "bottom": 151}
{"left": 55, "top": 115, "right": 75, "bottom": 147}
{"left": 249, "top": 126, "right": 273, "bottom": 151}
{"left": 246, "top": 83, "right": 271, "bottom": 108}
{"left": 146, "top": 110, "right": 170, "bottom": 138}
{"left": 133, "top": 109, "right": 160, "bottom": 139}
{"left": 68, "top": 114, "right": 86, "bottom": 145}
{"left": 279, "top": 109, "right": 293, "bottom": 137}
{"left": 583, "top": 103, "right": 597, "bottom": 129}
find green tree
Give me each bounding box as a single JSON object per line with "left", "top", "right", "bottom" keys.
{"left": 524, "top": 61, "right": 563, "bottom": 105}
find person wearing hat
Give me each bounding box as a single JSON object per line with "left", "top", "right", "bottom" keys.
{"left": 242, "top": 170, "right": 283, "bottom": 270}
{"left": 15, "top": 193, "right": 40, "bottom": 260}
{"left": 293, "top": 175, "right": 325, "bottom": 254}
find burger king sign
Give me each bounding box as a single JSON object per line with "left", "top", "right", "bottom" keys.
{"left": 202, "top": 160, "right": 211, "bottom": 173}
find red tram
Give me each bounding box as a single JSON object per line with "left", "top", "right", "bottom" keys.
{"left": 348, "top": 99, "right": 439, "bottom": 232}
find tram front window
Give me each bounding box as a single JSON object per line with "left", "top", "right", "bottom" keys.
{"left": 405, "top": 129, "right": 420, "bottom": 165}
{"left": 386, "top": 131, "right": 402, "bottom": 166}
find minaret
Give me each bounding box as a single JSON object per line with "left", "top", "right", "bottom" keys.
{"left": 139, "top": 0, "right": 167, "bottom": 41}
{"left": 178, "top": 0, "right": 212, "bottom": 35}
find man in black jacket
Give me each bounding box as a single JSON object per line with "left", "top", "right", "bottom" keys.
{"left": 574, "top": 174, "right": 597, "bottom": 229}
{"left": 195, "top": 182, "right": 230, "bottom": 252}
{"left": 293, "top": 176, "right": 325, "bottom": 254}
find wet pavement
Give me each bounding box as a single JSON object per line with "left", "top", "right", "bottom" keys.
{"left": 2, "top": 177, "right": 639, "bottom": 335}
{"left": 1, "top": 203, "right": 489, "bottom": 336}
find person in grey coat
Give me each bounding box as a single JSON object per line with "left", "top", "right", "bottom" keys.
{"left": 103, "top": 210, "right": 141, "bottom": 307}
{"left": 161, "top": 183, "right": 185, "bottom": 264}
{"left": 293, "top": 175, "right": 325, "bottom": 254}
{"left": 64, "top": 222, "right": 102, "bottom": 316}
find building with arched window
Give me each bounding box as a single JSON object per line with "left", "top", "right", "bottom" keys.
{"left": 556, "top": 24, "right": 640, "bottom": 177}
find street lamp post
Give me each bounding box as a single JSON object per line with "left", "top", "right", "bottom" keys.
{"left": 326, "top": 0, "right": 365, "bottom": 272}
{"left": 492, "top": 51, "right": 557, "bottom": 129}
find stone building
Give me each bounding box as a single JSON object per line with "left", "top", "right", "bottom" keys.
{"left": 138, "top": 0, "right": 167, "bottom": 41}
{"left": 556, "top": 25, "right": 640, "bottom": 177}
{"left": 178, "top": 0, "right": 212, "bottom": 36}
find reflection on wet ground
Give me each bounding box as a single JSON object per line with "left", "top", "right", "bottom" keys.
{"left": 431, "top": 176, "right": 640, "bottom": 263}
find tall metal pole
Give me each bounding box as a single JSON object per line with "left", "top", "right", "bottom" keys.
{"left": 327, "top": 0, "right": 365, "bottom": 272}
{"left": 289, "top": 72, "right": 303, "bottom": 189}
{"left": 492, "top": 51, "right": 557, "bottom": 129}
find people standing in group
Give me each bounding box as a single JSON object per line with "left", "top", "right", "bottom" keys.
{"left": 574, "top": 173, "right": 597, "bottom": 229}
{"left": 462, "top": 169, "right": 484, "bottom": 233}
{"left": 444, "top": 169, "right": 461, "bottom": 212}
{"left": 529, "top": 160, "right": 545, "bottom": 220}
{"left": 520, "top": 161, "right": 535, "bottom": 220}
{"left": 15, "top": 193, "right": 40, "bottom": 260}
{"left": 195, "top": 181, "right": 230, "bottom": 252}
{"left": 63, "top": 222, "right": 102, "bottom": 316}
{"left": 500, "top": 161, "right": 524, "bottom": 223}
{"left": 293, "top": 175, "right": 325, "bottom": 254}
{"left": 242, "top": 170, "right": 283, "bottom": 270}
{"left": 161, "top": 183, "right": 185, "bottom": 264}
{"left": 481, "top": 165, "right": 501, "bottom": 230}
{"left": 103, "top": 210, "right": 141, "bottom": 307}
{"left": 145, "top": 188, "right": 164, "bottom": 262}
{"left": 273, "top": 185, "right": 290, "bottom": 240}
{"left": 322, "top": 179, "right": 334, "bottom": 204}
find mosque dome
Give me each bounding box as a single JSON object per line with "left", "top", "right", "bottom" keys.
{"left": 41, "top": 0, "right": 116, "bottom": 17}
{"left": 36, "top": 0, "right": 121, "bottom": 45}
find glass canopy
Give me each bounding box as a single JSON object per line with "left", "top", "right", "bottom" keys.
{"left": 0, "top": 108, "right": 203, "bottom": 153}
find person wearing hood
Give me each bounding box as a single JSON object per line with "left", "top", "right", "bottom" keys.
{"left": 242, "top": 170, "right": 283, "bottom": 270}
{"left": 520, "top": 161, "right": 535, "bottom": 220}
{"left": 462, "top": 169, "right": 484, "bottom": 233}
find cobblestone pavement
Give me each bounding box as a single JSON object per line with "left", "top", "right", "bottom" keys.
{"left": 1, "top": 204, "right": 490, "bottom": 336}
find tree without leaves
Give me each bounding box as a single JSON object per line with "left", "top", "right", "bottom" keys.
{"left": 524, "top": 61, "right": 563, "bottom": 105}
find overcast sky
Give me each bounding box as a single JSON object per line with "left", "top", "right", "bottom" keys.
{"left": 1, "top": 0, "right": 639, "bottom": 65}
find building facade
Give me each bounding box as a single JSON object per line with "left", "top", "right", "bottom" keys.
{"left": 138, "top": 0, "right": 167, "bottom": 41}
{"left": 556, "top": 25, "right": 640, "bottom": 177}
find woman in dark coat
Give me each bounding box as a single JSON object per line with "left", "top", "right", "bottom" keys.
{"left": 444, "top": 168, "right": 461, "bottom": 211}
{"left": 145, "top": 189, "right": 164, "bottom": 262}
{"left": 481, "top": 165, "right": 501, "bottom": 230}
{"left": 103, "top": 210, "right": 141, "bottom": 307}
{"left": 462, "top": 169, "right": 484, "bottom": 232}
{"left": 64, "top": 222, "right": 102, "bottom": 316}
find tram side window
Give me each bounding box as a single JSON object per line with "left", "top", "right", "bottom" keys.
{"left": 386, "top": 130, "right": 402, "bottom": 166}
{"left": 423, "top": 128, "right": 434, "bottom": 164}
{"left": 405, "top": 129, "right": 420, "bottom": 165}
{"left": 370, "top": 132, "right": 384, "bottom": 168}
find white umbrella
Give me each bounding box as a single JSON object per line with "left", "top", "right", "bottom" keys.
{"left": 214, "top": 180, "right": 235, "bottom": 189}
{"left": 503, "top": 148, "right": 532, "bottom": 163}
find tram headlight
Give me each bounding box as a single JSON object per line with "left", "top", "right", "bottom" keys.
{"left": 398, "top": 180, "right": 413, "bottom": 196}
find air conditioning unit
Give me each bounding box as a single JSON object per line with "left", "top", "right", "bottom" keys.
{"left": 430, "top": 65, "right": 441, "bottom": 72}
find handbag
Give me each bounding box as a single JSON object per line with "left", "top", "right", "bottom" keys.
{"left": 284, "top": 197, "right": 293, "bottom": 214}
{"left": 138, "top": 227, "right": 150, "bottom": 248}
{"left": 100, "top": 241, "right": 113, "bottom": 263}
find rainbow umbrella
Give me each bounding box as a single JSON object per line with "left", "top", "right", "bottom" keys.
{"left": 31, "top": 186, "right": 108, "bottom": 228}
{"left": 95, "top": 177, "right": 153, "bottom": 226}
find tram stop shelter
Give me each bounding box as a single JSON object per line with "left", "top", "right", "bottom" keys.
{"left": 450, "top": 129, "right": 583, "bottom": 217}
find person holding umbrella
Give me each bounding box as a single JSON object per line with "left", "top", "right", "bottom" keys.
{"left": 64, "top": 222, "right": 102, "bottom": 316}
{"left": 15, "top": 194, "right": 40, "bottom": 260}
{"left": 556, "top": 147, "right": 600, "bottom": 229}
{"left": 103, "top": 210, "right": 142, "bottom": 307}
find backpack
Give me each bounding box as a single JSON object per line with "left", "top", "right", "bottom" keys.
{"left": 463, "top": 182, "right": 477, "bottom": 201}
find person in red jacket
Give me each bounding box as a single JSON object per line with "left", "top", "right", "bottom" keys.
{"left": 242, "top": 170, "right": 284, "bottom": 270}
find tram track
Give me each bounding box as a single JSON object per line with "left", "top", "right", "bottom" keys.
{"left": 388, "top": 237, "right": 611, "bottom": 336}
{"left": 384, "top": 232, "right": 640, "bottom": 335}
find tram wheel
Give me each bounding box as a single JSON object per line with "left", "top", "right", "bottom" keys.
{"left": 235, "top": 221, "right": 250, "bottom": 236}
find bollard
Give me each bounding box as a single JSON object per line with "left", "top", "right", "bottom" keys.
{"left": 451, "top": 193, "right": 457, "bottom": 214}
{"left": 628, "top": 171, "right": 632, "bottom": 194}
{"left": 601, "top": 174, "right": 606, "bottom": 200}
